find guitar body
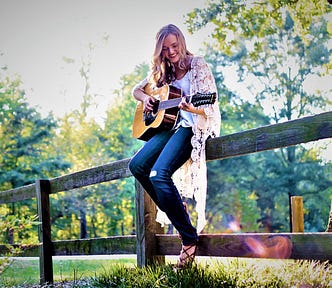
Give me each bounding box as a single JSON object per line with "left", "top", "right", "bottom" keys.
{"left": 132, "top": 84, "right": 181, "bottom": 141}
{"left": 132, "top": 83, "right": 216, "bottom": 141}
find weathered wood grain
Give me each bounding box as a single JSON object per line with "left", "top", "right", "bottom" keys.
{"left": 52, "top": 236, "right": 136, "bottom": 255}
{"left": 135, "top": 180, "right": 145, "bottom": 266}
{"left": 0, "top": 184, "right": 35, "bottom": 204}
{"left": 48, "top": 158, "right": 132, "bottom": 193}
{"left": 0, "top": 158, "right": 132, "bottom": 204}
{"left": 291, "top": 196, "right": 304, "bottom": 232}
{"left": 206, "top": 112, "right": 332, "bottom": 160}
{"left": 36, "top": 179, "right": 53, "bottom": 284}
{"left": 3, "top": 233, "right": 331, "bottom": 261}
{"left": 0, "top": 236, "right": 136, "bottom": 257}
{"left": 0, "top": 244, "right": 40, "bottom": 257}
{"left": 156, "top": 233, "right": 332, "bottom": 261}
{"left": 0, "top": 235, "right": 136, "bottom": 257}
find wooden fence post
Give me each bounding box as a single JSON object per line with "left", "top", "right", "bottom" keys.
{"left": 326, "top": 200, "right": 332, "bottom": 232}
{"left": 135, "top": 180, "right": 164, "bottom": 267}
{"left": 36, "top": 179, "right": 53, "bottom": 284}
{"left": 135, "top": 180, "right": 145, "bottom": 267}
{"left": 291, "top": 196, "right": 304, "bottom": 232}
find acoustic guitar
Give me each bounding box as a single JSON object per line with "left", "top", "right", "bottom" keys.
{"left": 132, "top": 83, "right": 216, "bottom": 141}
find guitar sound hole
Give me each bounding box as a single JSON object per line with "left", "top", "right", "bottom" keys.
{"left": 144, "top": 112, "right": 156, "bottom": 126}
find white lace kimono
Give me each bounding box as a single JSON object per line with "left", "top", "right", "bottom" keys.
{"left": 156, "top": 56, "right": 221, "bottom": 232}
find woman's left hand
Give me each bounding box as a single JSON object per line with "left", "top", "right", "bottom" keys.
{"left": 179, "top": 97, "right": 206, "bottom": 117}
{"left": 179, "top": 98, "right": 194, "bottom": 113}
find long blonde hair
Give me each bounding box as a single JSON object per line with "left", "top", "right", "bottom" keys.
{"left": 150, "top": 24, "right": 193, "bottom": 87}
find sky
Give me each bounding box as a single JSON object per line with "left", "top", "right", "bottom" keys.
{"left": 0, "top": 0, "right": 210, "bottom": 119}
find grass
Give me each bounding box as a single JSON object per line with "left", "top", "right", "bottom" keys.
{"left": 0, "top": 256, "right": 136, "bottom": 287}
{"left": 89, "top": 259, "right": 331, "bottom": 288}
{"left": 0, "top": 257, "right": 331, "bottom": 287}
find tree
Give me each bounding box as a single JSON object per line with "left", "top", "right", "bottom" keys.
{"left": 0, "top": 71, "right": 70, "bottom": 244}
{"left": 53, "top": 50, "right": 111, "bottom": 239}
{"left": 100, "top": 63, "right": 151, "bottom": 236}
{"left": 186, "top": 0, "right": 332, "bottom": 50}
{"left": 102, "top": 63, "right": 149, "bottom": 160}
{"left": 186, "top": 0, "right": 332, "bottom": 232}
{"left": 0, "top": 75, "right": 70, "bottom": 189}
{"left": 51, "top": 57, "right": 149, "bottom": 240}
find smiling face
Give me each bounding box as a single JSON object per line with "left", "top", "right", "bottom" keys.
{"left": 152, "top": 24, "right": 192, "bottom": 86}
{"left": 162, "top": 34, "right": 180, "bottom": 64}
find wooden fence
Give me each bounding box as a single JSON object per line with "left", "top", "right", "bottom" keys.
{"left": 0, "top": 111, "right": 332, "bottom": 284}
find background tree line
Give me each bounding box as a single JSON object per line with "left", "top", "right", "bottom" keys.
{"left": 0, "top": 0, "right": 331, "bottom": 245}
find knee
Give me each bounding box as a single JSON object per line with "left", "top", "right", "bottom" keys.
{"left": 149, "top": 169, "right": 161, "bottom": 186}
{"left": 129, "top": 158, "right": 140, "bottom": 177}
{"left": 149, "top": 169, "right": 170, "bottom": 189}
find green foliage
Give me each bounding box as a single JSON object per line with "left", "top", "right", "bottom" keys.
{"left": 0, "top": 206, "right": 39, "bottom": 277}
{"left": 187, "top": 0, "right": 332, "bottom": 232}
{"left": 0, "top": 75, "right": 70, "bottom": 190}
{"left": 207, "top": 157, "right": 261, "bottom": 233}
{"left": 205, "top": 13, "right": 330, "bottom": 121}
{"left": 0, "top": 209, "right": 39, "bottom": 244}
{"left": 102, "top": 63, "right": 150, "bottom": 159}
{"left": 50, "top": 63, "right": 150, "bottom": 240}
{"left": 0, "top": 72, "right": 70, "bottom": 245}
{"left": 186, "top": 0, "right": 332, "bottom": 48}
{"left": 0, "top": 71, "right": 69, "bottom": 273}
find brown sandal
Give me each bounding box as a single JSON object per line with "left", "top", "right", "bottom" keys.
{"left": 177, "top": 242, "right": 197, "bottom": 269}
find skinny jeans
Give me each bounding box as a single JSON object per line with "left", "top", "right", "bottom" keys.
{"left": 129, "top": 126, "right": 198, "bottom": 245}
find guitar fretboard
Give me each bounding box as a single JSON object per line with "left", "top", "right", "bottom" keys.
{"left": 158, "top": 97, "right": 183, "bottom": 111}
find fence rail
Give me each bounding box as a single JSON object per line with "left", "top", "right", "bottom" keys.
{"left": 0, "top": 111, "right": 332, "bottom": 284}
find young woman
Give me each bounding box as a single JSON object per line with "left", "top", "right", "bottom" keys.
{"left": 129, "top": 24, "right": 221, "bottom": 268}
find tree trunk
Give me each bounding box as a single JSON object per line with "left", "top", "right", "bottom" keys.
{"left": 326, "top": 201, "right": 332, "bottom": 232}
{"left": 80, "top": 209, "right": 88, "bottom": 239}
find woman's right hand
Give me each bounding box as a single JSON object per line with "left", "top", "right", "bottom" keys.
{"left": 143, "top": 96, "right": 155, "bottom": 113}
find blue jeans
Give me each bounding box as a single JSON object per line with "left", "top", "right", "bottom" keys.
{"left": 129, "top": 127, "right": 198, "bottom": 245}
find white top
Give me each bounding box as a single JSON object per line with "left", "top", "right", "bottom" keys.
{"left": 171, "top": 71, "right": 195, "bottom": 128}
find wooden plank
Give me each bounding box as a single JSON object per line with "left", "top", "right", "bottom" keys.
{"left": 0, "top": 236, "right": 136, "bottom": 257}
{"left": 48, "top": 158, "right": 131, "bottom": 194}
{"left": 36, "top": 180, "right": 53, "bottom": 284}
{"left": 52, "top": 236, "right": 136, "bottom": 255}
{"left": 0, "top": 184, "right": 35, "bottom": 204}
{"left": 2, "top": 232, "right": 331, "bottom": 262}
{"left": 291, "top": 196, "right": 304, "bottom": 232}
{"left": 206, "top": 112, "right": 332, "bottom": 161}
{"left": 0, "top": 159, "right": 132, "bottom": 204}
{"left": 0, "top": 244, "right": 40, "bottom": 257}
{"left": 156, "top": 233, "right": 332, "bottom": 261}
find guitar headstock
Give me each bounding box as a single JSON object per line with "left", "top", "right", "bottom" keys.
{"left": 191, "top": 92, "right": 216, "bottom": 107}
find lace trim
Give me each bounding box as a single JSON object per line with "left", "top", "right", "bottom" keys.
{"left": 156, "top": 56, "right": 221, "bottom": 233}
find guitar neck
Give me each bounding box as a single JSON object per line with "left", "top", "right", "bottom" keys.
{"left": 154, "top": 87, "right": 215, "bottom": 112}
{"left": 158, "top": 97, "right": 184, "bottom": 111}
